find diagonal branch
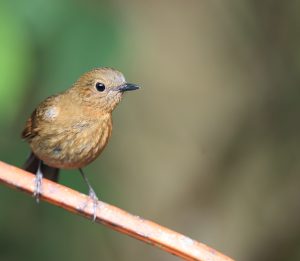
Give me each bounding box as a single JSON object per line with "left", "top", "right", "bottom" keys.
{"left": 0, "top": 161, "right": 234, "bottom": 261}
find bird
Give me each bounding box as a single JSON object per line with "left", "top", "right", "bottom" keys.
{"left": 22, "top": 67, "right": 140, "bottom": 220}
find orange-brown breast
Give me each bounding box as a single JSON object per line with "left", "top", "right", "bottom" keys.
{"left": 31, "top": 114, "right": 112, "bottom": 169}
{"left": 21, "top": 69, "right": 124, "bottom": 169}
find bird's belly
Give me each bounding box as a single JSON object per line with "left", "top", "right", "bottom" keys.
{"left": 31, "top": 122, "right": 111, "bottom": 169}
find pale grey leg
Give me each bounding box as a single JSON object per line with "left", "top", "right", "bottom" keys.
{"left": 79, "top": 168, "right": 98, "bottom": 221}
{"left": 33, "top": 160, "right": 43, "bottom": 203}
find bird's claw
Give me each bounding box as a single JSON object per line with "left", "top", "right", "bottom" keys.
{"left": 33, "top": 168, "right": 43, "bottom": 203}
{"left": 88, "top": 188, "right": 98, "bottom": 222}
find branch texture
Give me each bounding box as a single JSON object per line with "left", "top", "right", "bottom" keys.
{"left": 0, "top": 161, "right": 233, "bottom": 261}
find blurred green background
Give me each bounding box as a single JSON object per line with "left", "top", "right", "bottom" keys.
{"left": 1, "top": 1, "right": 300, "bottom": 260}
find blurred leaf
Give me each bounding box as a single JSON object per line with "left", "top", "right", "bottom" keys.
{"left": 0, "top": 2, "right": 33, "bottom": 125}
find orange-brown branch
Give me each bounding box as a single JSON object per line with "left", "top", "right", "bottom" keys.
{"left": 0, "top": 161, "right": 234, "bottom": 261}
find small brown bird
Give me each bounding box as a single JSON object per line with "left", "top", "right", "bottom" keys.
{"left": 22, "top": 67, "right": 139, "bottom": 219}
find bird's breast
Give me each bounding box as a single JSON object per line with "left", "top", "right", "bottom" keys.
{"left": 30, "top": 115, "right": 112, "bottom": 169}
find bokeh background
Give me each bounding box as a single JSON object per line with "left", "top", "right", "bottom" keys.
{"left": 0, "top": 1, "right": 299, "bottom": 260}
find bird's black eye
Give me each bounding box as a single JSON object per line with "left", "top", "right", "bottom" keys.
{"left": 95, "top": 82, "right": 105, "bottom": 92}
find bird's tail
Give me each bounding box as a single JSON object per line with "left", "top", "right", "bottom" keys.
{"left": 23, "top": 152, "right": 60, "bottom": 182}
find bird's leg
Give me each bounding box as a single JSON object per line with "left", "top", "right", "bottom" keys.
{"left": 79, "top": 168, "right": 98, "bottom": 221}
{"left": 33, "top": 160, "right": 43, "bottom": 203}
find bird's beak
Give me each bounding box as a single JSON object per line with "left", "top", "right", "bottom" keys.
{"left": 118, "top": 83, "right": 140, "bottom": 92}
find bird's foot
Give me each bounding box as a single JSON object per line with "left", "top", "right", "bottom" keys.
{"left": 88, "top": 188, "right": 99, "bottom": 222}
{"left": 33, "top": 166, "right": 43, "bottom": 203}
{"left": 78, "top": 168, "right": 98, "bottom": 221}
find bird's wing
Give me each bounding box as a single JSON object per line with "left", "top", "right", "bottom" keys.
{"left": 21, "top": 109, "right": 37, "bottom": 140}
{"left": 21, "top": 95, "right": 60, "bottom": 141}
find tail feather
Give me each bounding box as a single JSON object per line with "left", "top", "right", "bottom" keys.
{"left": 23, "top": 152, "right": 39, "bottom": 174}
{"left": 23, "top": 152, "right": 60, "bottom": 182}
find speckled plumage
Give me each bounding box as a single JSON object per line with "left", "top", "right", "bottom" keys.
{"left": 22, "top": 67, "right": 138, "bottom": 170}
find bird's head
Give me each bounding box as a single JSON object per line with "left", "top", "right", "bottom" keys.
{"left": 69, "top": 67, "right": 139, "bottom": 113}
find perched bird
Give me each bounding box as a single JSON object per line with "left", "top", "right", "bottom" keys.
{"left": 22, "top": 67, "right": 139, "bottom": 219}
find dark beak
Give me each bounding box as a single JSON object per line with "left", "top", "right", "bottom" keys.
{"left": 118, "top": 83, "right": 140, "bottom": 92}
